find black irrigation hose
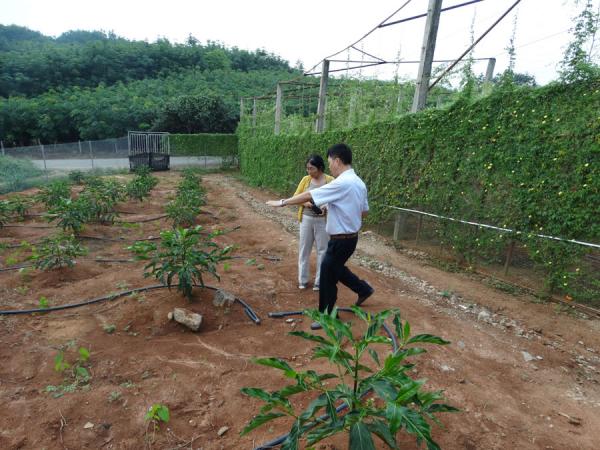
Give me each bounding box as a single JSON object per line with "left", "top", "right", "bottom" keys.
{"left": 117, "top": 214, "right": 169, "bottom": 224}
{"left": 0, "top": 263, "right": 32, "bottom": 272}
{"left": 3, "top": 224, "right": 54, "bottom": 229}
{"left": 0, "top": 283, "right": 261, "bottom": 325}
{"left": 256, "top": 308, "right": 398, "bottom": 450}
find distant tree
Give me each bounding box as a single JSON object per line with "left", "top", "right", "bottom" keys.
{"left": 55, "top": 30, "right": 110, "bottom": 43}
{"left": 0, "top": 25, "right": 48, "bottom": 50}
{"left": 153, "top": 93, "right": 237, "bottom": 133}
{"left": 204, "top": 48, "right": 231, "bottom": 71}
{"left": 560, "top": 0, "right": 600, "bottom": 82}
{"left": 493, "top": 72, "right": 537, "bottom": 87}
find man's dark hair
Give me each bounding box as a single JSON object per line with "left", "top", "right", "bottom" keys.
{"left": 306, "top": 154, "right": 325, "bottom": 172}
{"left": 326, "top": 143, "right": 352, "bottom": 165}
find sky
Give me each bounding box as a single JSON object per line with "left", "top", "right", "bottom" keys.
{"left": 2, "top": 0, "right": 599, "bottom": 85}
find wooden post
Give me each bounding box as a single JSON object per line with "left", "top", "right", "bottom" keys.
{"left": 78, "top": 140, "right": 83, "bottom": 155}
{"left": 393, "top": 213, "right": 405, "bottom": 241}
{"left": 396, "top": 90, "right": 403, "bottom": 114}
{"left": 436, "top": 95, "right": 442, "bottom": 108}
{"left": 114, "top": 139, "right": 118, "bottom": 154}
{"left": 252, "top": 97, "right": 257, "bottom": 129}
{"left": 240, "top": 98, "right": 245, "bottom": 119}
{"left": 411, "top": 0, "right": 443, "bottom": 113}
{"left": 485, "top": 58, "right": 496, "bottom": 82}
{"left": 274, "top": 83, "right": 283, "bottom": 135}
{"left": 348, "top": 93, "right": 356, "bottom": 128}
{"left": 88, "top": 140, "right": 94, "bottom": 169}
{"left": 315, "top": 59, "right": 330, "bottom": 133}
{"left": 415, "top": 215, "right": 423, "bottom": 243}
{"left": 38, "top": 139, "right": 49, "bottom": 181}
{"left": 0, "top": 140, "right": 4, "bottom": 156}
{"left": 503, "top": 240, "right": 516, "bottom": 276}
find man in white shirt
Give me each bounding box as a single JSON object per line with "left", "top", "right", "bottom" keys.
{"left": 266, "top": 143, "right": 374, "bottom": 329}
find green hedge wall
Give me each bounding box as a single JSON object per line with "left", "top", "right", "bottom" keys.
{"left": 238, "top": 79, "right": 600, "bottom": 303}
{"left": 170, "top": 133, "right": 237, "bottom": 156}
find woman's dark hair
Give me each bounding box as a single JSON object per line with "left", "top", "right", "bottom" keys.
{"left": 306, "top": 154, "right": 325, "bottom": 172}
{"left": 327, "top": 143, "right": 352, "bottom": 165}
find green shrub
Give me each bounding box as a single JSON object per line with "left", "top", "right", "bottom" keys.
{"left": 36, "top": 180, "right": 72, "bottom": 208}
{"left": 126, "top": 169, "right": 158, "bottom": 202}
{"left": 32, "top": 233, "right": 87, "bottom": 270}
{"left": 241, "top": 307, "right": 457, "bottom": 449}
{"left": 128, "top": 226, "right": 231, "bottom": 300}
{"left": 47, "top": 198, "right": 89, "bottom": 234}
{"left": 0, "top": 156, "right": 43, "bottom": 194}
{"left": 170, "top": 133, "right": 237, "bottom": 157}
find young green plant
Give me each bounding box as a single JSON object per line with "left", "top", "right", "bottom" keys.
{"left": 241, "top": 307, "right": 458, "bottom": 449}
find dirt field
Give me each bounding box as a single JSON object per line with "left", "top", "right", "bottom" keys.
{"left": 1, "top": 171, "right": 599, "bottom": 450}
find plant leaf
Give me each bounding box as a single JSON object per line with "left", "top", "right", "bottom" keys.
{"left": 406, "top": 334, "right": 450, "bottom": 346}
{"left": 365, "top": 419, "right": 400, "bottom": 449}
{"left": 349, "top": 421, "right": 376, "bottom": 450}
{"left": 241, "top": 412, "right": 285, "bottom": 435}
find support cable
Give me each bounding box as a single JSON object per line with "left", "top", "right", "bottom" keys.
{"left": 429, "top": 0, "right": 522, "bottom": 90}
{"left": 379, "top": 0, "right": 485, "bottom": 28}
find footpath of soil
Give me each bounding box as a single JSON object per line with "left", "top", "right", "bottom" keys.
{"left": 0, "top": 171, "right": 598, "bottom": 450}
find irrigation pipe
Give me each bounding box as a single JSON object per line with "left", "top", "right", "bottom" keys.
{"left": 117, "top": 214, "right": 168, "bottom": 224}
{"left": 256, "top": 308, "right": 398, "bottom": 450}
{"left": 0, "top": 283, "right": 261, "bottom": 324}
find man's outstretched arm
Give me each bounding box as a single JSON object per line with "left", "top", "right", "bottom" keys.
{"left": 266, "top": 190, "right": 313, "bottom": 207}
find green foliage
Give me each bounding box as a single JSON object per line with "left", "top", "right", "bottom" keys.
{"left": 79, "top": 177, "right": 126, "bottom": 223}
{"left": 0, "top": 200, "right": 10, "bottom": 228}
{"left": 166, "top": 170, "right": 206, "bottom": 227}
{"left": 47, "top": 198, "right": 89, "bottom": 233}
{"left": 126, "top": 169, "right": 158, "bottom": 201}
{"left": 32, "top": 233, "right": 87, "bottom": 270}
{"left": 128, "top": 226, "right": 232, "bottom": 300}
{"left": 47, "top": 346, "right": 92, "bottom": 397}
{"left": 170, "top": 133, "right": 238, "bottom": 157}
{"left": 241, "top": 307, "right": 457, "bottom": 449}
{"left": 238, "top": 78, "right": 600, "bottom": 304}
{"left": 0, "top": 156, "right": 43, "bottom": 193}
{"left": 560, "top": 0, "right": 600, "bottom": 82}
{"left": 68, "top": 170, "right": 86, "bottom": 185}
{"left": 0, "top": 26, "right": 291, "bottom": 97}
{"left": 38, "top": 296, "right": 50, "bottom": 309}
{"left": 5, "top": 195, "right": 31, "bottom": 220}
{"left": 153, "top": 94, "right": 236, "bottom": 133}
{"left": 36, "top": 180, "right": 72, "bottom": 208}
{"left": 0, "top": 25, "right": 297, "bottom": 145}
{"left": 145, "top": 404, "right": 170, "bottom": 425}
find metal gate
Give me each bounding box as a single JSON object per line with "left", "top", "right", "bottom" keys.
{"left": 127, "top": 131, "right": 170, "bottom": 171}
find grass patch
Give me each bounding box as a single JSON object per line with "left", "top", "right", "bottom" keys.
{"left": 0, "top": 156, "right": 43, "bottom": 193}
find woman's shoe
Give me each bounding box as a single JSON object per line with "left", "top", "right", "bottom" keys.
{"left": 312, "top": 285, "right": 320, "bottom": 291}
{"left": 299, "top": 284, "right": 307, "bottom": 289}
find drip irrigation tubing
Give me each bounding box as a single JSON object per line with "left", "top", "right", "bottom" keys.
{"left": 0, "top": 283, "right": 261, "bottom": 324}
{"left": 256, "top": 308, "right": 398, "bottom": 449}
{"left": 117, "top": 214, "right": 168, "bottom": 224}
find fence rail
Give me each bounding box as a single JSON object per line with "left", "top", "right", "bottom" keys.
{"left": 372, "top": 205, "right": 599, "bottom": 305}
{"left": 0, "top": 135, "right": 238, "bottom": 194}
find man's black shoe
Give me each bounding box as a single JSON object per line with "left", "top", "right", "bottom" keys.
{"left": 355, "top": 283, "right": 374, "bottom": 306}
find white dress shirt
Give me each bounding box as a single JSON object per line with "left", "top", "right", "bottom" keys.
{"left": 310, "top": 168, "right": 369, "bottom": 235}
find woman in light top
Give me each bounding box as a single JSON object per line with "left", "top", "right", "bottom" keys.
{"left": 293, "top": 155, "right": 334, "bottom": 290}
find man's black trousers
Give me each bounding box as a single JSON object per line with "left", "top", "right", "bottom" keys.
{"left": 318, "top": 236, "right": 370, "bottom": 313}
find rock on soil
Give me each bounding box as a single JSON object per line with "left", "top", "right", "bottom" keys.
{"left": 213, "top": 289, "right": 236, "bottom": 307}
{"left": 172, "top": 307, "right": 203, "bottom": 331}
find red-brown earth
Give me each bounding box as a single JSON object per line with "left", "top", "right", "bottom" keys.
{"left": 0, "top": 171, "right": 598, "bottom": 450}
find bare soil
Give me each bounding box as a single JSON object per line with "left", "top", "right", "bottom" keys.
{"left": 1, "top": 171, "right": 599, "bottom": 450}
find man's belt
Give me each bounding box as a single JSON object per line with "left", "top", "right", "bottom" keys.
{"left": 330, "top": 232, "right": 358, "bottom": 240}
